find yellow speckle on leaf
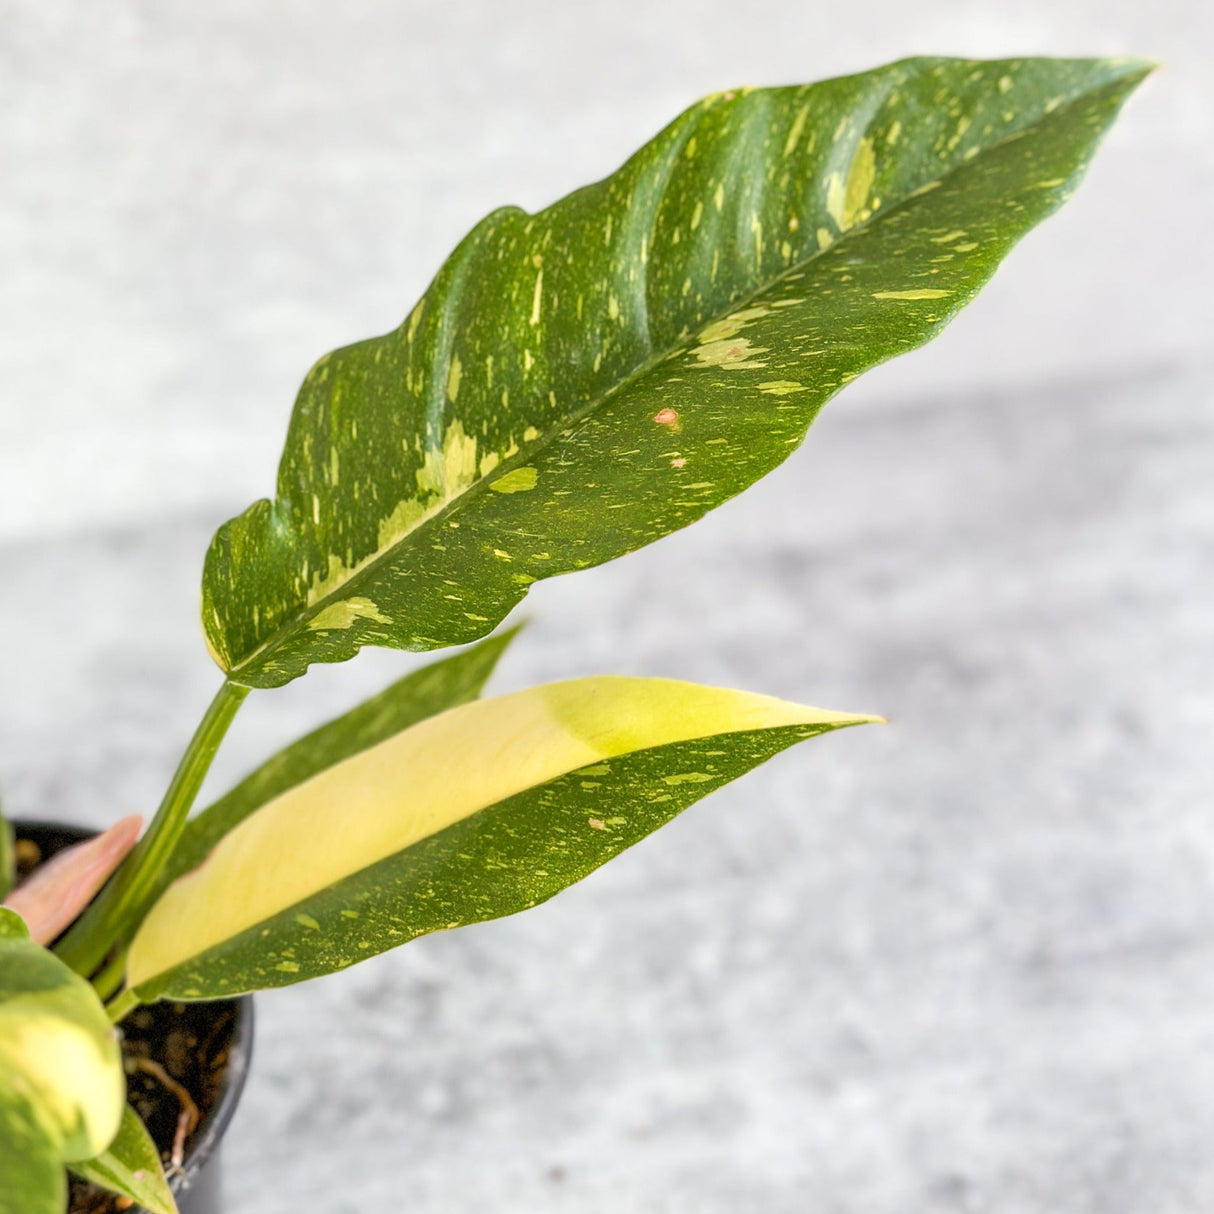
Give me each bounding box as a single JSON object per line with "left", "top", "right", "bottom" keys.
{"left": 529, "top": 265, "right": 543, "bottom": 325}
{"left": 759, "top": 380, "right": 805, "bottom": 396}
{"left": 825, "top": 171, "right": 845, "bottom": 229}
{"left": 663, "top": 772, "right": 713, "bottom": 785}
{"left": 691, "top": 200, "right": 703, "bottom": 230}
{"left": 783, "top": 104, "right": 809, "bottom": 156}
{"left": 872, "top": 289, "right": 950, "bottom": 300}
{"left": 523, "top": 425, "right": 540, "bottom": 442}
{"left": 843, "top": 136, "right": 876, "bottom": 229}
{"left": 697, "top": 305, "right": 770, "bottom": 345}
{"left": 308, "top": 597, "right": 392, "bottom": 631}
{"left": 826, "top": 136, "right": 877, "bottom": 232}
{"left": 490, "top": 466, "right": 538, "bottom": 494}
{"left": 714, "top": 182, "right": 725, "bottom": 211}
{"left": 886, "top": 120, "right": 902, "bottom": 146}
{"left": 406, "top": 302, "right": 424, "bottom": 342}
{"left": 693, "top": 335, "right": 767, "bottom": 370}
{"left": 608, "top": 294, "right": 620, "bottom": 320}
{"left": 816, "top": 227, "right": 834, "bottom": 251}
{"left": 446, "top": 355, "right": 462, "bottom": 403}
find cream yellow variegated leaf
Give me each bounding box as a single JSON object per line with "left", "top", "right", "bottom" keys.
{"left": 0, "top": 908, "right": 126, "bottom": 1214}
{"left": 203, "top": 56, "right": 1150, "bottom": 689}
{"left": 127, "top": 678, "right": 878, "bottom": 999}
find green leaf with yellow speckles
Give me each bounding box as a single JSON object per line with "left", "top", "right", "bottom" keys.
{"left": 203, "top": 56, "right": 1150, "bottom": 688}
{"left": 126, "top": 678, "right": 879, "bottom": 999}
{"left": 152, "top": 627, "right": 520, "bottom": 907}
{"left": 0, "top": 909, "right": 128, "bottom": 1214}
{"left": 71, "top": 1106, "right": 178, "bottom": 1214}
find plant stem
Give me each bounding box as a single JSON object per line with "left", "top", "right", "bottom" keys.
{"left": 55, "top": 680, "right": 250, "bottom": 977}
{"left": 91, "top": 948, "right": 128, "bottom": 1003}
{"left": 105, "top": 988, "right": 140, "bottom": 1025}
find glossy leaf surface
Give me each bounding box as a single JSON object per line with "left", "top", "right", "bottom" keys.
{"left": 71, "top": 1105, "right": 178, "bottom": 1214}
{"left": 127, "top": 679, "right": 877, "bottom": 998}
{"left": 202, "top": 56, "right": 1149, "bottom": 689}
{"left": 157, "top": 628, "right": 518, "bottom": 901}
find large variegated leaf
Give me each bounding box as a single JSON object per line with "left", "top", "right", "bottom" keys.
{"left": 0, "top": 908, "right": 127, "bottom": 1214}
{"left": 126, "top": 679, "right": 877, "bottom": 999}
{"left": 155, "top": 628, "right": 518, "bottom": 903}
{"left": 71, "top": 1106, "right": 178, "bottom": 1214}
{"left": 203, "top": 56, "right": 1149, "bottom": 689}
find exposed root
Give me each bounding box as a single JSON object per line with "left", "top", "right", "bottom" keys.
{"left": 133, "top": 1058, "right": 200, "bottom": 1169}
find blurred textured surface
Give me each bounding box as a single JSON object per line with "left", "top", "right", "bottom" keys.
{"left": 1, "top": 2, "right": 1211, "bottom": 1211}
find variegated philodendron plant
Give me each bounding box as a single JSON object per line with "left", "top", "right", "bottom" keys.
{"left": 0, "top": 55, "right": 1148, "bottom": 1213}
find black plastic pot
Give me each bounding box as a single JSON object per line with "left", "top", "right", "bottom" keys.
{"left": 13, "top": 822, "right": 254, "bottom": 1214}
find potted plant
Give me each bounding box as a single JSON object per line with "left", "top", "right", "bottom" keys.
{"left": 0, "top": 54, "right": 1148, "bottom": 1213}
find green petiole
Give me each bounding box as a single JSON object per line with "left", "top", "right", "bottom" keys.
{"left": 55, "top": 681, "right": 249, "bottom": 977}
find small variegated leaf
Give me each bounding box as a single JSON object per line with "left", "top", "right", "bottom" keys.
{"left": 156, "top": 627, "right": 518, "bottom": 902}
{"left": 202, "top": 56, "right": 1150, "bottom": 689}
{"left": 0, "top": 912, "right": 125, "bottom": 1184}
{"left": 126, "top": 678, "right": 878, "bottom": 998}
{"left": 71, "top": 1105, "right": 178, "bottom": 1214}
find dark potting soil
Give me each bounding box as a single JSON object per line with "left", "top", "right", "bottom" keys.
{"left": 13, "top": 832, "right": 240, "bottom": 1214}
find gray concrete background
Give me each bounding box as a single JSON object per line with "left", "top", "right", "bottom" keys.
{"left": 2, "top": 3, "right": 1212, "bottom": 1211}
